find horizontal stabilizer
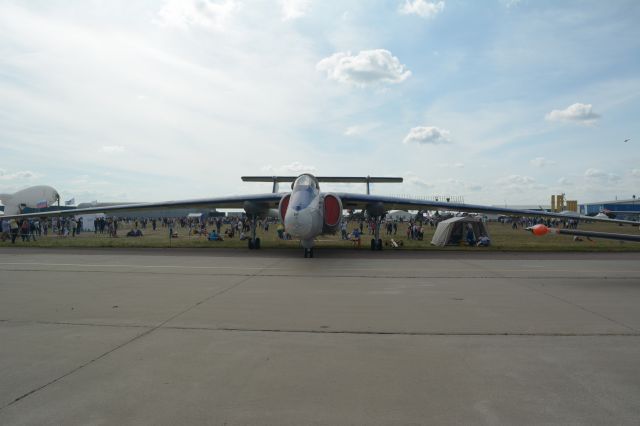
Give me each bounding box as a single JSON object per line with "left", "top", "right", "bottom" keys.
{"left": 241, "top": 176, "right": 403, "bottom": 183}
{"left": 242, "top": 175, "right": 403, "bottom": 194}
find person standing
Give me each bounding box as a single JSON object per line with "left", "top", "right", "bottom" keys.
{"left": 1, "top": 219, "right": 10, "bottom": 241}
{"left": 20, "top": 219, "right": 29, "bottom": 242}
{"left": 70, "top": 218, "right": 77, "bottom": 237}
{"left": 9, "top": 218, "right": 19, "bottom": 243}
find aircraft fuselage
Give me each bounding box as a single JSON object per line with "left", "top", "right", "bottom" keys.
{"left": 283, "top": 174, "right": 325, "bottom": 249}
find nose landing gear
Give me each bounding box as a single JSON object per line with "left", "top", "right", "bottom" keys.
{"left": 303, "top": 248, "right": 314, "bottom": 258}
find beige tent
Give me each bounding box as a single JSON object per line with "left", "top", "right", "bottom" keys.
{"left": 430, "top": 216, "right": 490, "bottom": 246}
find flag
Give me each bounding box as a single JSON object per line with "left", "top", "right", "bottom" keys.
{"left": 65, "top": 198, "right": 75, "bottom": 206}
{"left": 36, "top": 200, "right": 48, "bottom": 209}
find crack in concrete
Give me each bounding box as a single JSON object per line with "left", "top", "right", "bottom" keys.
{"left": 0, "top": 258, "right": 285, "bottom": 412}
{"left": 464, "top": 259, "right": 640, "bottom": 333}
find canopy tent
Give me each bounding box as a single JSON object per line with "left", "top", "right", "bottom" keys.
{"left": 431, "top": 216, "right": 490, "bottom": 247}
{"left": 387, "top": 210, "right": 414, "bottom": 221}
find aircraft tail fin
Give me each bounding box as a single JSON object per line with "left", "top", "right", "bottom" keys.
{"left": 241, "top": 176, "right": 403, "bottom": 194}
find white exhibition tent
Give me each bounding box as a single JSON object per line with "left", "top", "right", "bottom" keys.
{"left": 430, "top": 216, "right": 490, "bottom": 247}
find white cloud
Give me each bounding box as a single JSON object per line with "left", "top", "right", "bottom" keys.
{"left": 498, "top": 175, "right": 535, "bottom": 185}
{"left": 465, "top": 183, "right": 482, "bottom": 191}
{"left": 405, "top": 173, "right": 434, "bottom": 190}
{"left": 500, "top": 0, "right": 521, "bottom": 7}
{"left": 584, "top": 168, "right": 620, "bottom": 182}
{"left": 316, "top": 49, "right": 411, "bottom": 87}
{"left": 344, "top": 123, "right": 380, "bottom": 136}
{"left": 496, "top": 174, "right": 545, "bottom": 191}
{"left": 399, "top": 0, "right": 445, "bottom": 18}
{"left": 403, "top": 126, "right": 450, "bottom": 145}
{"left": 530, "top": 157, "right": 556, "bottom": 167}
{"left": 438, "top": 162, "right": 464, "bottom": 168}
{"left": 261, "top": 162, "right": 317, "bottom": 174}
{"left": 558, "top": 177, "right": 572, "bottom": 185}
{"left": 0, "top": 169, "right": 37, "bottom": 181}
{"left": 280, "top": 0, "right": 311, "bottom": 21}
{"left": 584, "top": 168, "right": 606, "bottom": 179}
{"left": 157, "top": 0, "right": 237, "bottom": 31}
{"left": 545, "top": 103, "right": 600, "bottom": 124}
{"left": 100, "top": 145, "right": 125, "bottom": 153}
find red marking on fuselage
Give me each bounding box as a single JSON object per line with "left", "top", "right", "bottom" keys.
{"left": 279, "top": 194, "right": 291, "bottom": 222}
{"left": 323, "top": 194, "right": 341, "bottom": 227}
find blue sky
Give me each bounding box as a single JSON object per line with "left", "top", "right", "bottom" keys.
{"left": 1, "top": 0, "right": 639, "bottom": 205}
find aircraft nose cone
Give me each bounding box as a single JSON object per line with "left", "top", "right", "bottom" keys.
{"left": 285, "top": 210, "right": 311, "bottom": 238}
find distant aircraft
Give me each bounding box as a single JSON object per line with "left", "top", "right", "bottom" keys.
{"left": 624, "top": 138, "right": 631, "bottom": 143}
{"left": 527, "top": 224, "right": 640, "bottom": 243}
{"left": 0, "top": 185, "right": 60, "bottom": 216}
{"left": 3, "top": 174, "right": 639, "bottom": 257}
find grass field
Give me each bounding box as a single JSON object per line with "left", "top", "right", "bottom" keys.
{"left": 2, "top": 220, "right": 639, "bottom": 251}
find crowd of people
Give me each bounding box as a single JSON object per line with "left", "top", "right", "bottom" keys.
{"left": 0, "top": 212, "right": 592, "bottom": 245}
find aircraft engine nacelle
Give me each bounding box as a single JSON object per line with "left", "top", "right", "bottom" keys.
{"left": 279, "top": 194, "right": 291, "bottom": 222}
{"left": 322, "top": 193, "right": 343, "bottom": 234}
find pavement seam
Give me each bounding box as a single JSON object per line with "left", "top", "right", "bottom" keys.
{"left": 518, "top": 285, "right": 640, "bottom": 333}
{"left": 2, "top": 319, "right": 639, "bottom": 337}
{"left": 1, "top": 267, "right": 637, "bottom": 280}
{"left": 464, "top": 259, "right": 640, "bottom": 333}
{"left": 0, "top": 258, "right": 284, "bottom": 412}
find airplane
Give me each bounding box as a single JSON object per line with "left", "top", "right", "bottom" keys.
{"left": 0, "top": 185, "right": 60, "bottom": 216}
{"left": 3, "top": 173, "right": 639, "bottom": 257}
{"left": 527, "top": 224, "right": 640, "bottom": 243}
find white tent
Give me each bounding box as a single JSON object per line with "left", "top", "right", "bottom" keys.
{"left": 431, "top": 216, "right": 490, "bottom": 246}
{"left": 387, "top": 210, "right": 414, "bottom": 221}
{"left": 78, "top": 213, "right": 105, "bottom": 232}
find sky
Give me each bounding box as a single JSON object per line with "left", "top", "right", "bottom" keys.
{"left": 1, "top": 0, "right": 639, "bottom": 206}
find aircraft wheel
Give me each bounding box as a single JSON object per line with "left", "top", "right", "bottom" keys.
{"left": 377, "top": 239, "right": 383, "bottom": 250}
{"left": 370, "top": 239, "right": 376, "bottom": 250}
{"left": 248, "top": 239, "right": 254, "bottom": 249}
{"left": 309, "top": 248, "right": 314, "bottom": 258}
{"left": 255, "top": 238, "right": 261, "bottom": 249}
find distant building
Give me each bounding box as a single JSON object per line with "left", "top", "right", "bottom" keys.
{"left": 551, "top": 194, "right": 578, "bottom": 212}
{"left": 579, "top": 198, "right": 640, "bottom": 219}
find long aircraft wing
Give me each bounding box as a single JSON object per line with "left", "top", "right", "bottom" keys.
{"left": 336, "top": 193, "right": 640, "bottom": 226}
{"left": 0, "top": 193, "right": 283, "bottom": 220}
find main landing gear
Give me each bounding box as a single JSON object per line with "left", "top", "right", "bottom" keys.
{"left": 303, "top": 248, "right": 314, "bottom": 258}
{"left": 247, "top": 214, "right": 261, "bottom": 250}
{"left": 370, "top": 215, "right": 383, "bottom": 251}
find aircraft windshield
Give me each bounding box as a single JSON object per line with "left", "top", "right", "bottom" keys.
{"left": 290, "top": 175, "right": 318, "bottom": 211}
{"left": 293, "top": 174, "right": 318, "bottom": 189}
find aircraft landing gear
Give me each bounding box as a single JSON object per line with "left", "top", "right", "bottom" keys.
{"left": 370, "top": 238, "right": 382, "bottom": 250}
{"left": 248, "top": 237, "right": 261, "bottom": 249}
{"left": 370, "top": 216, "right": 384, "bottom": 251}
{"left": 247, "top": 214, "right": 261, "bottom": 250}
{"left": 304, "top": 248, "right": 314, "bottom": 258}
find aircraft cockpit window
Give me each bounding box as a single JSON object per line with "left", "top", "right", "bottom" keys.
{"left": 292, "top": 175, "right": 319, "bottom": 190}
{"left": 290, "top": 175, "right": 319, "bottom": 210}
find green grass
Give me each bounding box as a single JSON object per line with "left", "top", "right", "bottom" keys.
{"left": 2, "top": 221, "right": 639, "bottom": 251}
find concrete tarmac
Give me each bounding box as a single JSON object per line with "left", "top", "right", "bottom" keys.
{"left": 1, "top": 248, "right": 640, "bottom": 425}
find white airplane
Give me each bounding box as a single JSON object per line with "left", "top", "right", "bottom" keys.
{"left": 0, "top": 185, "right": 60, "bottom": 216}
{"left": 4, "top": 174, "right": 639, "bottom": 257}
